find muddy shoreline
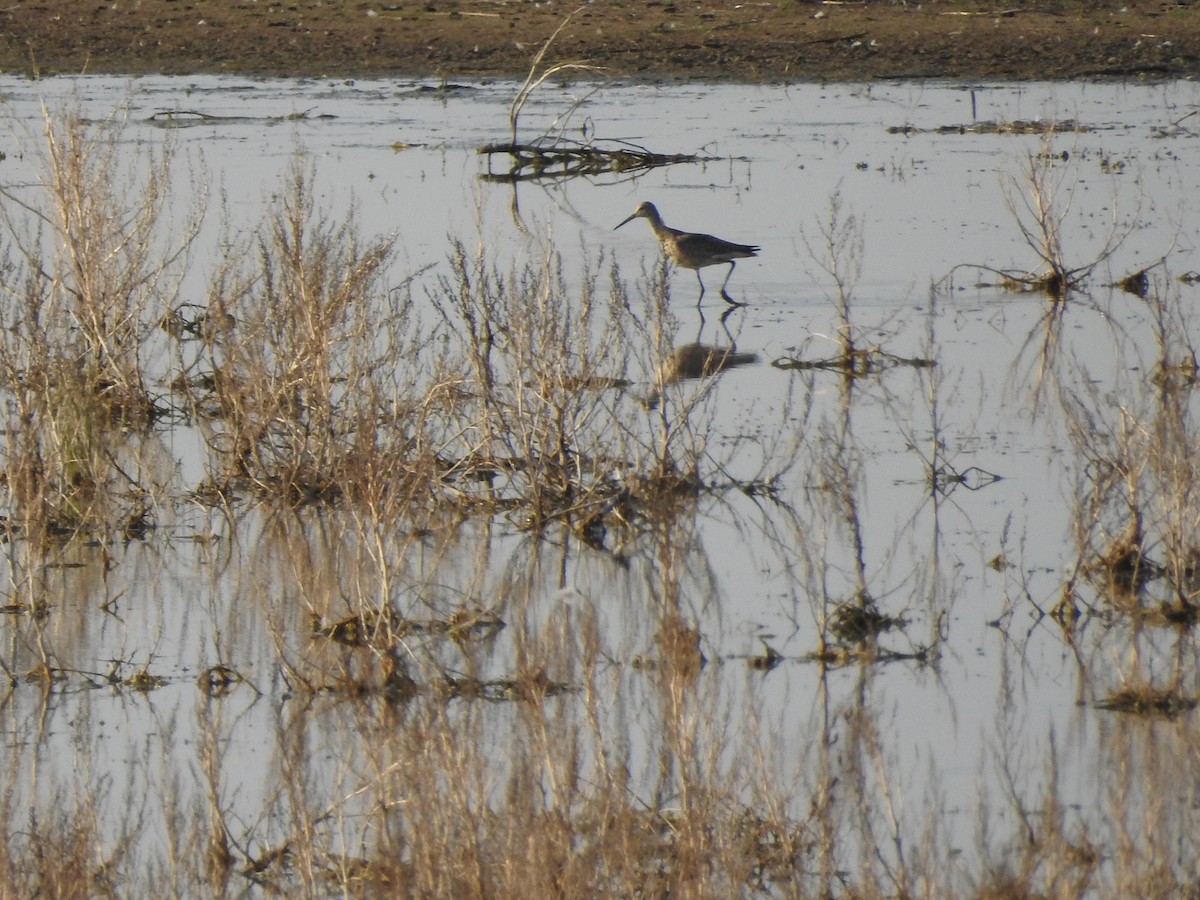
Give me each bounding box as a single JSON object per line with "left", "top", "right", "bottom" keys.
{"left": 2, "top": 1, "right": 1198, "bottom": 83}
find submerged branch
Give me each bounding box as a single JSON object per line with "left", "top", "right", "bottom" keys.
{"left": 479, "top": 139, "right": 717, "bottom": 183}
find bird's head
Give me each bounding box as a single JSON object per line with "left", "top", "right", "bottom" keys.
{"left": 615, "top": 201, "right": 660, "bottom": 230}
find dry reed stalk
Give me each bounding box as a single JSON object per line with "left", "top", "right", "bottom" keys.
{"left": 0, "top": 104, "right": 198, "bottom": 546}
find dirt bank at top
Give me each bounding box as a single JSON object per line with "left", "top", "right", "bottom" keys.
{"left": 1, "top": 1, "right": 1198, "bottom": 83}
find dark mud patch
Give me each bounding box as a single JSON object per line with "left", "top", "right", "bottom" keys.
{"left": 2, "top": 1, "right": 1198, "bottom": 82}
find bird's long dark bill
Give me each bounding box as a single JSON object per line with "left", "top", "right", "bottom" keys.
{"left": 614, "top": 213, "right": 638, "bottom": 230}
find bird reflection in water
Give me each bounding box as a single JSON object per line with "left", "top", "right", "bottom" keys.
{"left": 644, "top": 333, "right": 759, "bottom": 410}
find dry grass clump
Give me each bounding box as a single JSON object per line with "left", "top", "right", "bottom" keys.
{"left": 1060, "top": 275, "right": 1200, "bottom": 620}
{"left": 945, "top": 130, "right": 1134, "bottom": 305}
{"left": 1095, "top": 682, "right": 1198, "bottom": 717}
{"left": 0, "top": 104, "right": 196, "bottom": 547}
{"left": 427, "top": 237, "right": 634, "bottom": 524}
{"left": 0, "top": 761, "right": 134, "bottom": 899}
{"left": 997, "top": 140, "right": 1118, "bottom": 302}
{"left": 0, "top": 814, "right": 119, "bottom": 899}
{"left": 778, "top": 191, "right": 933, "bottom": 378}
{"left": 183, "top": 158, "right": 424, "bottom": 512}
{"left": 419, "top": 244, "right": 766, "bottom": 545}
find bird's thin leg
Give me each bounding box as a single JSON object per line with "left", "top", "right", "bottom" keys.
{"left": 719, "top": 262, "right": 745, "bottom": 306}
{"left": 695, "top": 270, "right": 707, "bottom": 306}
{"left": 719, "top": 305, "right": 736, "bottom": 338}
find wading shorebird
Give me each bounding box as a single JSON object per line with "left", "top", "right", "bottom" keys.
{"left": 615, "top": 201, "right": 760, "bottom": 306}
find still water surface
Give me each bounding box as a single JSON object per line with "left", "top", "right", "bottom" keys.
{"left": 3, "top": 74, "right": 1199, "bottom": 885}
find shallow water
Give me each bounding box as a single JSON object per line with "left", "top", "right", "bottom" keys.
{"left": 3, "top": 74, "right": 1200, "bottom": 890}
